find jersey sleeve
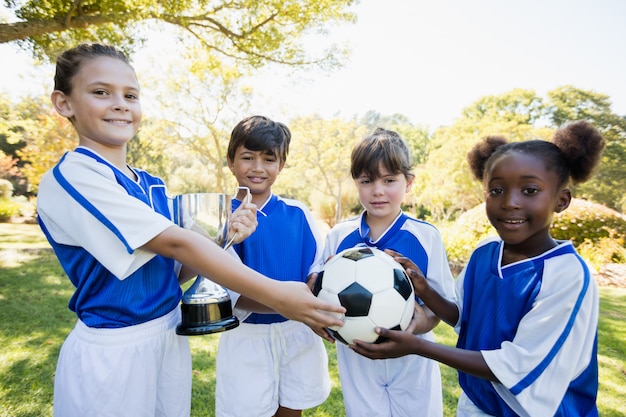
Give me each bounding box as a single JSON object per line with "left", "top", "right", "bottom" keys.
{"left": 402, "top": 221, "right": 456, "bottom": 301}
{"left": 480, "top": 253, "right": 599, "bottom": 416}
{"left": 37, "top": 155, "right": 175, "bottom": 279}
{"left": 453, "top": 238, "right": 499, "bottom": 333}
{"left": 298, "top": 202, "right": 325, "bottom": 276}
{"left": 323, "top": 218, "right": 359, "bottom": 261}
{"left": 424, "top": 227, "right": 456, "bottom": 300}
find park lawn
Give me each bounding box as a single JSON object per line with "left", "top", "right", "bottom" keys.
{"left": 0, "top": 224, "right": 624, "bottom": 416}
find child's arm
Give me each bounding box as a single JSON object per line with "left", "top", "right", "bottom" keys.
{"left": 143, "top": 225, "right": 345, "bottom": 331}
{"left": 231, "top": 270, "right": 321, "bottom": 315}
{"left": 351, "top": 327, "right": 498, "bottom": 381}
{"left": 177, "top": 200, "right": 258, "bottom": 284}
{"left": 231, "top": 272, "right": 338, "bottom": 343}
{"left": 232, "top": 296, "right": 275, "bottom": 314}
{"left": 386, "top": 249, "right": 460, "bottom": 327}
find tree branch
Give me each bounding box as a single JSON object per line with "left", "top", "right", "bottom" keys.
{"left": 65, "top": 0, "right": 83, "bottom": 28}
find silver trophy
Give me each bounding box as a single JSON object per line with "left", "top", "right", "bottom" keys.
{"left": 173, "top": 187, "right": 250, "bottom": 336}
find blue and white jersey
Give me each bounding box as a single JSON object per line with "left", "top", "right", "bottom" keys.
{"left": 456, "top": 237, "right": 599, "bottom": 417}
{"left": 37, "top": 147, "right": 181, "bottom": 328}
{"left": 231, "top": 193, "right": 323, "bottom": 324}
{"left": 323, "top": 211, "right": 455, "bottom": 298}
{"left": 324, "top": 211, "right": 455, "bottom": 415}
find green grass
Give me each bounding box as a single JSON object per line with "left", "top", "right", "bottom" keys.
{"left": 0, "top": 224, "right": 624, "bottom": 416}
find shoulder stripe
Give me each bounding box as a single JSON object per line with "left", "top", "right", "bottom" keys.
{"left": 510, "top": 255, "right": 590, "bottom": 394}
{"left": 52, "top": 156, "right": 134, "bottom": 254}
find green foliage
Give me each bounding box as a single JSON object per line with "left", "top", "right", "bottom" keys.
{"left": 551, "top": 199, "right": 626, "bottom": 269}
{"left": 439, "top": 203, "right": 496, "bottom": 265}
{"left": 546, "top": 86, "right": 626, "bottom": 212}
{"left": 1, "top": 94, "right": 32, "bottom": 196}
{"left": 440, "top": 199, "right": 626, "bottom": 269}
{"left": 127, "top": 123, "right": 173, "bottom": 184}
{"left": 577, "top": 238, "right": 626, "bottom": 269}
{"left": 7, "top": 82, "right": 626, "bottom": 225}
{"left": 551, "top": 199, "right": 626, "bottom": 245}
{"left": 416, "top": 86, "right": 626, "bottom": 221}
{"left": 414, "top": 89, "right": 550, "bottom": 221}
{"left": 0, "top": 199, "right": 20, "bottom": 222}
{"left": 461, "top": 88, "right": 545, "bottom": 125}
{"left": 315, "top": 189, "right": 360, "bottom": 228}
{"left": 136, "top": 62, "right": 252, "bottom": 195}
{"left": 286, "top": 116, "right": 366, "bottom": 226}
{"left": 0, "top": 179, "right": 21, "bottom": 221}
{"left": 546, "top": 85, "right": 617, "bottom": 126}
{"left": 358, "top": 111, "right": 431, "bottom": 165}
{"left": 2, "top": 0, "right": 356, "bottom": 70}
{"left": 6, "top": 94, "right": 77, "bottom": 195}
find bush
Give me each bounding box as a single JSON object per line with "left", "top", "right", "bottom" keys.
{"left": 551, "top": 199, "right": 626, "bottom": 246}
{"left": 0, "top": 199, "right": 21, "bottom": 222}
{"left": 441, "top": 199, "right": 626, "bottom": 268}
{"left": 552, "top": 199, "right": 626, "bottom": 270}
{"left": 439, "top": 204, "right": 495, "bottom": 266}
{"left": 577, "top": 238, "right": 626, "bottom": 270}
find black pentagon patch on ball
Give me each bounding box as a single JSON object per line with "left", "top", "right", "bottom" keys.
{"left": 338, "top": 282, "right": 372, "bottom": 317}
{"left": 393, "top": 269, "right": 413, "bottom": 300}
{"left": 312, "top": 270, "right": 325, "bottom": 296}
{"left": 341, "top": 247, "right": 375, "bottom": 261}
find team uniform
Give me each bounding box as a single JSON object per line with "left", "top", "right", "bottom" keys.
{"left": 454, "top": 237, "right": 599, "bottom": 417}
{"left": 323, "top": 211, "right": 455, "bottom": 417}
{"left": 37, "top": 147, "right": 191, "bottom": 417}
{"left": 215, "top": 193, "right": 330, "bottom": 417}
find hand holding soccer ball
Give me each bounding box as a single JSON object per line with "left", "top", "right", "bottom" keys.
{"left": 312, "top": 247, "right": 415, "bottom": 344}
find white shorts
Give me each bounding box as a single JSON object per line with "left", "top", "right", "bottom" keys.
{"left": 215, "top": 320, "right": 331, "bottom": 417}
{"left": 337, "top": 333, "right": 443, "bottom": 417}
{"left": 53, "top": 307, "right": 191, "bottom": 417}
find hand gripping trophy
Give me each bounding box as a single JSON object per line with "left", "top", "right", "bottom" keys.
{"left": 173, "top": 187, "right": 251, "bottom": 336}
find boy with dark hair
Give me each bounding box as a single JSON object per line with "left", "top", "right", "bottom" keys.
{"left": 215, "top": 115, "right": 331, "bottom": 417}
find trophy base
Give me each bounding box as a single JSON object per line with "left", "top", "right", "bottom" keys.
{"left": 176, "top": 315, "right": 239, "bottom": 336}
{"left": 176, "top": 300, "right": 240, "bottom": 336}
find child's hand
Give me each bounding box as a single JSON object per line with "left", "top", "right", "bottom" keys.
{"left": 350, "top": 327, "right": 419, "bottom": 359}
{"left": 384, "top": 249, "right": 429, "bottom": 295}
{"left": 305, "top": 272, "right": 340, "bottom": 343}
{"left": 271, "top": 281, "right": 345, "bottom": 337}
{"left": 229, "top": 201, "right": 257, "bottom": 244}
{"left": 405, "top": 303, "right": 429, "bottom": 335}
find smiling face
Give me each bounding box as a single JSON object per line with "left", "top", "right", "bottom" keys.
{"left": 355, "top": 164, "right": 413, "bottom": 229}
{"left": 484, "top": 151, "right": 571, "bottom": 261}
{"left": 51, "top": 56, "right": 141, "bottom": 157}
{"left": 227, "top": 145, "right": 284, "bottom": 205}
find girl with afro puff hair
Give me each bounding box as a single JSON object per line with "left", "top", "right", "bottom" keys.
{"left": 351, "top": 120, "right": 605, "bottom": 417}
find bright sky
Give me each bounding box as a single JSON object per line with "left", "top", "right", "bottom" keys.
{"left": 1, "top": 0, "right": 625, "bottom": 129}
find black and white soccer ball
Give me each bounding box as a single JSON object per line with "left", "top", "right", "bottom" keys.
{"left": 313, "top": 247, "right": 415, "bottom": 344}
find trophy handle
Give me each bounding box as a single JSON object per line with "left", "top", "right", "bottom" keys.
{"left": 233, "top": 186, "right": 251, "bottom": 204}
{"left": 223, "top": 186, "right": 251, "bottom": 251}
